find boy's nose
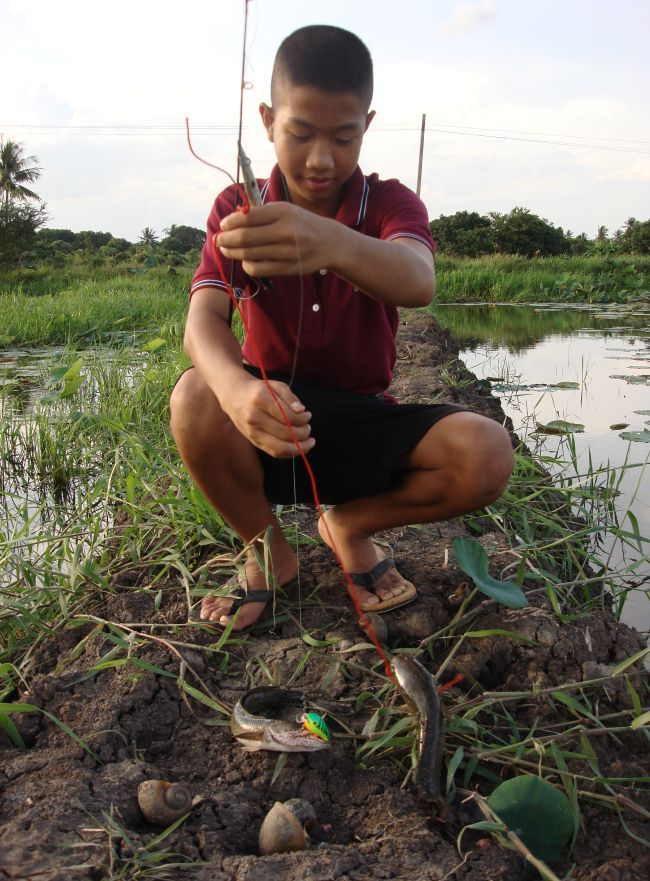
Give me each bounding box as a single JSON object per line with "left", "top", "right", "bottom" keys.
{"left": 305, "top": 141, "right": 335, "bottom": 172}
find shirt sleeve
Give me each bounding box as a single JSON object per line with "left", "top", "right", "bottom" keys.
{"left": 373, "top": 179, "right": 436, "bottom": 255}
{"left": 189, "top": 185, "right": 248, "bottom": 299}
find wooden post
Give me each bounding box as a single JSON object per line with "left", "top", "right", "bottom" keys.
{"left": 416, "top": 113, "right": 426, "bottom": 196}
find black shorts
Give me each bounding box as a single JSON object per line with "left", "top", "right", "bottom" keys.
{"left": 245, "top": 366, "right": 465, "bottom": 505}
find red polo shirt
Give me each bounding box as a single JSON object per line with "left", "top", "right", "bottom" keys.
{"left": 190, "top": 165, "right": 435, "bottom": 395}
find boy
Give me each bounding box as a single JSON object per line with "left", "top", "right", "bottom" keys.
{"left": 170, "top": 25, "right": 514, "bottom": 631}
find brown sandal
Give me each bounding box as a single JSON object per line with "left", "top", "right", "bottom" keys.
{"left": 350, "top": 558, "right": 417, "bottom": 613}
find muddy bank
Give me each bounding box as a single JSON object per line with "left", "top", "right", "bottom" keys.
{"left": 1, "top": 312, "right": 648, "bottom": 881}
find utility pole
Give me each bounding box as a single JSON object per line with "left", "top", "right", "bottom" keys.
{"left": 416, "top": 113, "right": 426, "bottom": 197}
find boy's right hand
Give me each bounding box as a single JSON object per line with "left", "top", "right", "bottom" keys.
{"left": 221, "top": 375, "right": 315, "bottom": 459}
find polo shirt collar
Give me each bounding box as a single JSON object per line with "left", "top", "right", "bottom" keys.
{"left": 264, "top": 164, "right": 369, "bottom": 228}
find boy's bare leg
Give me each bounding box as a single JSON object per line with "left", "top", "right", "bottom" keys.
{"left": 170, "top": 368, "right": 299, "bottom": 629}
{"left": 172, "top": 371, "right": 514, "bottom": 619}
{"left": 318, "top": 412, "right": 514, "bottom": 606}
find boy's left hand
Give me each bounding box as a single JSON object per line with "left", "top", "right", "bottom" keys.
{"left": 217, "top": 204, "right": 336, "bottom": 277}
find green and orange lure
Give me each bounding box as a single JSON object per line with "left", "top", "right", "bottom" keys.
{"left": 301, "top": 712, "right": 331, "bottom": 743}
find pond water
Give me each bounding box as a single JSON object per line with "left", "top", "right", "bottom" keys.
{"left": 433, "top": 303, "right": 650, "bottom": 632}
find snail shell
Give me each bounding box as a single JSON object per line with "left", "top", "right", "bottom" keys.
{"left": 283, "top": 798, "right": 317, "bottom": 828}
{"left": 137, "top": 780, "right": 192, "bottom": 826}
{"left": 259, "top": 801, "right": 306, "bottom": 855}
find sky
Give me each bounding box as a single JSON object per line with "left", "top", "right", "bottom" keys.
{"left": 2, "top": 0, "right": 649, "bottom": 242}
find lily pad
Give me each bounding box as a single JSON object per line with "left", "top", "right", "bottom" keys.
{"left": 610, "top": 374, "right": 650, "bottom": 385}
{"left": 548, "top": 381, "right": 579, "bottom": 389}
{"left": 609, "top": 423, "right": 629, "bottom": 430}
{"left": 634, "top": 410, "right": 650, "bottom": 416}
{"left": 452, "top": 537, "right": 527, "bottom": 608}
{"left": 619, "top": 429, "right": 650, "bottom": 443}
{"left": 535, "top": 420, "right": 585, "bottom": 435}
{"left": 487, "top": 774, "right": 575, "bottom": 862}
{"left": 142, "top": 337, "right": 166, "bottom": 353}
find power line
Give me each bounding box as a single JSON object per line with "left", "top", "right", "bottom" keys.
{"left": 2, "top": 121, "right": 649, "bottom": 155}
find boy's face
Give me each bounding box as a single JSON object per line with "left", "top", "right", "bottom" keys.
{"left": 260, "top": 82, "right": 375, "bottom": 217}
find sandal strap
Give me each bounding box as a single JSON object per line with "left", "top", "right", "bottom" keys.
{"left": 349, "top": 558, "right": 395, "bottom": 592}
{"left": 228, "top": 587, "right": 275, "bottom": 614}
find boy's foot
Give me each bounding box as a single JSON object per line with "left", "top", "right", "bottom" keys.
{"left": 317, "top": 511, "right": 416, "bottom": 611}
{"left": 196, "top": 559, "right": 298, "bottom": 631}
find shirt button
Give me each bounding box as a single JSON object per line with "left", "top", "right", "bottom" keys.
{"left": 312, "top": 303, "right": 320, "bottom": 312}
{"left": 319, "top": 268, "right": 327, "bottom": 275}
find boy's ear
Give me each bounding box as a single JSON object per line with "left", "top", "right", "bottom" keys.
{"left": 364, "top": 110, "right": 376, "bottom": 132}
{"left": 259, "top": 103, "right": 275, "bottom": 142}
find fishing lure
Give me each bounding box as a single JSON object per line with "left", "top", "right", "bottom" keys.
{"left": 301, "top": 712, "right": 331, "bottom": 742}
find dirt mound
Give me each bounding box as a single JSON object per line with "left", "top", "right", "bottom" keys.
{"left": 1, "top": 313, "right": 648, "bottom": 881}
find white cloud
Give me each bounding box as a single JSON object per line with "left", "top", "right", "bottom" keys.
{"left": 444, "top": 1, "right": 498, "bottom": 34}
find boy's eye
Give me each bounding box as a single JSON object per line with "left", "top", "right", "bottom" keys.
{"left": 334, "top": 137, "right": 354, "bottom": 146}
{"left": 289, "top": 132, "right": 310, "bottom": 142}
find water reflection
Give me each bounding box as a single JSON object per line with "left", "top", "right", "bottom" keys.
{"left": 434, "top": 303, "right": 650, "bottom": 353}
{"left": 432, "top": 303, "right": 649, "bottom": 630}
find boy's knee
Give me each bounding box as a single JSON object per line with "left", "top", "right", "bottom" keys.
{"left": 169, "top": 369, "right": 218, "bottom": 433}
{"left": 445, "top": 417, "right": 512, "bottom": 505}
{"left": 171, "top": 369, "right": 204, "bottom": 414}
{"left": 472, "top": 422, "right": 514, "bottom": 502}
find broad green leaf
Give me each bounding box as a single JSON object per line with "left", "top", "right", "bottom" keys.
{"left": 142, "top": 337, "right": 166, "bottom": 353}
{"left": 611, "top": 374, "right": 650, "bottom": 385}
{"left": 609, "top": 423, "right": 629, "bottom": 430}
{"left": 619, "top": 429, "right": 650, "bottom": 443}
{"left": 453, "top": 538, "right": 527, "bottom": 608}
{"left": 535, "top": 420, "right": 584, "bottom": 435}
{"left": 487, "top": 774, "right": 574, "bottom": 861}
{"left": 549, "top": 381, "right": 579, "bottom": 389}
{"left": 60, "top": 374, "right": 86, "bottom": 398}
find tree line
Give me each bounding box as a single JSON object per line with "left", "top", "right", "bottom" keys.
{"left": 1, "top": 138, "right": 648, "bottom": 269}
{"left": 429, "top": 209, "right": 650, "bottom": 258}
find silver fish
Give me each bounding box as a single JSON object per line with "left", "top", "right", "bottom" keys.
{"left": 392, "top": 655, "right": 443, "bottom": 802}
{"left": 231, "top": 686, "right": 330, "bottom": 753}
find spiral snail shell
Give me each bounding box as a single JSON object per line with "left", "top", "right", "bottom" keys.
{"left": 137, "top": 780, "right": 193, "bottom": 826}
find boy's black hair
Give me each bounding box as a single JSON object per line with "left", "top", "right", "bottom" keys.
{"left": 271, "top": 25, "right": 373, "bottom": 108}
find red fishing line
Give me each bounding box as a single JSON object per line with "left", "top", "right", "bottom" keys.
{"left": 437, "top": 673, "right": 464, "bottom": 693}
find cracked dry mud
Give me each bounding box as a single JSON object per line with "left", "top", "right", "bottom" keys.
{"left": 1, "top": 312, "right": 648, "bottom": 881}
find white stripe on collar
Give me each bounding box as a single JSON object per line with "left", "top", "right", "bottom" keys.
{"left": 356, "top": 177, "right": 369, "bottom": 226}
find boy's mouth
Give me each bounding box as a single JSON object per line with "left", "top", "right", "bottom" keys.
{"left": 303, "top": 177, "right": 336, "bottom": 192}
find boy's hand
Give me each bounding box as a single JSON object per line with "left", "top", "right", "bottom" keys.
{"left": 221, "top": 373, "right": 315, "bottom": 459}
{"left": 217, "top": 204, "right": 337, "bottom": 277}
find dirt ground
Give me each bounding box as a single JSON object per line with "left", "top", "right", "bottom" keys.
{"left": 1, "top": 312, "right": 648, "bottom": 881}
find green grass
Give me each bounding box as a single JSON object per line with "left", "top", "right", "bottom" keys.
{"left": 434, "top": 253, "right": 650, "bottom": 303}
{"left": 0, "top": 270, "right": 190, "bottom": 346}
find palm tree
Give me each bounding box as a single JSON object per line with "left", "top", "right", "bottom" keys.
{"left": 139, "top": 227, "right": 158, "bottom": 246}
{"left": 0, "top": 138, "right": 41, "bottom": 208}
